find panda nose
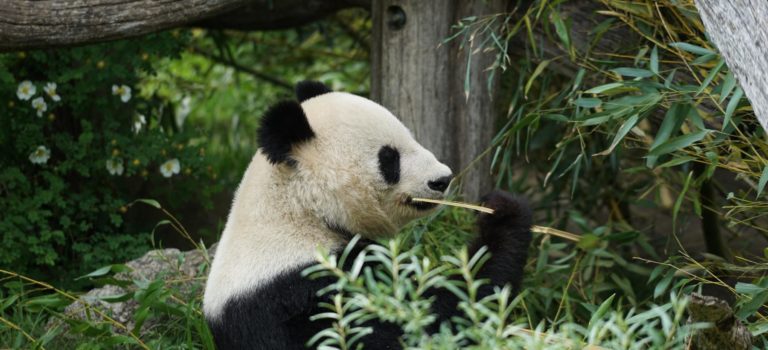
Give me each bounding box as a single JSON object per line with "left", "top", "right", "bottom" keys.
{"left": 428, "top": 176, "right": 452, "bottom": 193}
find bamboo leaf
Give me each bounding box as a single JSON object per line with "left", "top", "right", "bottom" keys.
{"left": 647, "top": 103, "right": 690, "bottom": 167}
{"left": 594, "top": 114, "right": 639, "bottom": 156}
{"left": 589, "top": 294, "right": 616, "bottom": 329}
{"left": 525, "top": 59, "right": 550, "bottom": 97}
{"left": 612, "top": 67, "right": 654, "bottom": 78}
{"left": 574, "top": 97, "right": 602, "bottom": 108}
{"left": 551, "top": 10, "right": 571, "bottom": 54}
{"left": 757, "top": 166, "right": 768, "bottom": 199}
{"left": 696, "top": 58, "right": 725, "bottom": 95}
{"left": 691, "top": 53, "right": 718, "bottom": 65}
{"left": 570, "top": 154, "right": 582, "bottom": 198}
{"left": 664, "top": 69, "right": 677, "bottom": 88}
{"left": 723, "top": 87, "right": 744, "bottom": 130}
{"left": 658, "top": 156, "right": 696, "bottom": 168}
{"left": 673, "top": 171, "right": 694, "bottom": 225}
{"left": 76, "top": 265, "right": 112, "bottom": 280}
{"left": 650, "top": 45, "right": 659, "bottom": 74}
{"left": 648, "top": 130, "right": 710, "bottom": 157}
{"left": 669, "top": 42, "right": 715, "bottom": 56}
{"left": 719, "top": 70, "right": 736, "bottom": 104}
{"left": 585, "top": 82, "right": 624, "bottom": 94}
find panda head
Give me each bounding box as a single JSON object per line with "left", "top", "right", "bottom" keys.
{"left": 258, "top": 81, "right": 453, "bottom": 238}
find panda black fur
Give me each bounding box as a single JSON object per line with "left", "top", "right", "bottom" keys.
{"left": 203, "top": 81, "right": 532, "bottom": 349}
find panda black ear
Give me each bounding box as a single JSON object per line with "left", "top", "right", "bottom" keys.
{"left": 296, "top": 80, "right": 332, "bottom": 102}
{"left": 257, "top": 100, "right": 315, "bottom": 165}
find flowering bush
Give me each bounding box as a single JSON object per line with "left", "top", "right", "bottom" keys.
{"left": 0, "top": 32, "right": 223, "bottom": 285}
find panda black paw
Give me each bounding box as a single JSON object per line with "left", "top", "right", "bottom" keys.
{"left": 477, "top": 190, "right": 533, "bottom": 243}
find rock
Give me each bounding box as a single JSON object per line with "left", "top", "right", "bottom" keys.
{"left": 686, "top": 292, "right": 752, "bottom": 350}
{"left": 49, "top": 244, "right": 215, "bottom": 335}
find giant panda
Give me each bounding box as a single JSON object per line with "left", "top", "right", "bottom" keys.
{"left": 203, "top": 81, "right": 532, "bottom": 349}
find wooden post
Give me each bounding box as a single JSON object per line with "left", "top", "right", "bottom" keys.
{"left": 371, "top": 0, "right": 506, "bottom": 200}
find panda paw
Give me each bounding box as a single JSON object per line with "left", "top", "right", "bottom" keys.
{"left": 477, "top": 190, "right": 533, "bottom": 239}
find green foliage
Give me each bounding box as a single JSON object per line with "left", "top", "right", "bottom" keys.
{"left": 0, "top": 208, "right": 214, "bottom": 349}
{"left": 0, "top": 259, "right": 213, "bottom": 350}
{"left": 0, "top": 32, "right": 223, "bottom": 285}
{"left": 303, "top": 235, "right": 704, "bottom": 349}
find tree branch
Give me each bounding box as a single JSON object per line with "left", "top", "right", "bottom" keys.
{"left": 189, "top": 47, "right": 293, "bottom": 90}
{"left": 0, "top": 0, "right": 368, "bottom": 52}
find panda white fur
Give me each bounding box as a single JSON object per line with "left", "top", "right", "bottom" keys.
{"left": 203, "top": 81, "right": 532, "bottom": 349}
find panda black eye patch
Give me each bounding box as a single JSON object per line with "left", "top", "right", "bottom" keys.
{"left": 378, "top": 146, "right": 400, "bottom": 185}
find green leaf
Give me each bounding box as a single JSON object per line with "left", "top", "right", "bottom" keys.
{"left": 99, "top": 293, "right": 133, "bottom": 303}
{"left": 691, "top": 53, "right": 718, "bottom": 65}
{"left": 647, "top": 103, "right": 690, "bottom": 167}
{"left": 696, "top": 58, "right": 725, "bottom": 95}
{"left": 650, "top": 46, "right": 659, "bottom": 74}
{"left": 1, "top": 295, "right": 19, "bottom": 312}
{"left": 723, "top": 87, "right": 743, "bottom": 130}
{"left": 77, "top": 265, "right": 113, "bottom": 280}
{"left": 104, "top": 335, "right": 139, "bottom": 346}
{"left": 561, "top": 153, "right": 583, "bottom": 199}
{"left": 588, "top": 294, "right": 615, "bottom": 329}
{"left": 673, "top": 171, "right": 693, "bottom": 225}
{"left": 612, "top": 67, "right": 654, "bottom": 78}
{"left": 648, "top": 130, "right": 710, "bottom": 157}
{"left": 664, "top": 69, "right": 677, "bottom": 88}
{"left": 757, "top": 166, "right": 768, "bottom": 198}
{"left": 753, "top": 321, "right": 768, "bottom": 338}
{"left": 594, "top": 114, "right": 639, "bottom": 156}
{"left": 669, "top": 42, "right": 715, "bottom": 56}
{"left": 654, "top": 273, "right": 674, "bottom": 299}
{"left": 525, "top": 59, "right": 550, "bottom": 97}
{"left": 584, "top": 82, "right": 624, "bottom": 94}
{"left": 551, "top": 10, "right": 571, "bottom": 54}
{"left": 574, "top": 97, "right": 602, "bottom": 108}
{"left": 735, "top": 284, "right": 768, "bottom": 319}
{"left": 718, "top": 70, "right": 736, "bottom": 104}
{"left": 658, "top": 156, "right": 696, "bottom": 168}
{"left": 577, "top": 233, "right": 600, "bottom": 250}
{"left": 24, "top": 295, "right": 70, "bottom": 310}
{"left": 571, "top": 68, "right": 586, "bottom": 93}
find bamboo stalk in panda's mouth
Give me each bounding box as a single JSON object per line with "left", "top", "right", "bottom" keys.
{"left": 411, "top": 197, "right": 495, "bottom": 213}
{"left": 410, "top": 198, "right": 581, "bottom": 242}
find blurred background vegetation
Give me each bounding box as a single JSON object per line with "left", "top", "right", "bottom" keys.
{"left": 1, "top": 0, "right": 767, "bottom": 349}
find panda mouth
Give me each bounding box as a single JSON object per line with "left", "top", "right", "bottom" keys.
{"left": 404, "top": 197, "right": 438, "bottom": 211}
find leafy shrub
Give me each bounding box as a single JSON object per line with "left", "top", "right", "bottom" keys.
{"left": 305, "top": 234, "right": 701, "bottom": 350}
{"left": 0, "top": 32, "right": 223, "bottom": 285}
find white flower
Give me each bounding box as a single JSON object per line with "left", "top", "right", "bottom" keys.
{"left": 17, "top": 80, "right": 36, "bottom": 101}
{"left": 112, "top": 84, "right": 132, "bottom": 103}
{"left": 176, "top": 96, "right": 191, "bottom": 127}
{"left": 106, "top": 158, "right": 124, "bottom": 176}
{"left": 159, "top": 158, "right": 180, "bottom": 178}
{"left": 31, "top": 97, "right": 47, "bottom": 117}
{"left": 29, "top": 145, "right": 51, "bottom": 165}
{"left": 133, "top": 114, "right": 147, "bottom": 134}
{"left": 43, "top": 82, "right": 61, "bottom": 102}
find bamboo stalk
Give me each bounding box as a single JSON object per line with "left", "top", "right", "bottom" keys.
{"left": 411, "top": 198, "right": 581, "bottom": 242}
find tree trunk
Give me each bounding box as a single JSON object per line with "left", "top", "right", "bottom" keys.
{"left": 371, "top": 0, "right": 506, "bottom": 200}
{"left": 0, "top": 0, "right": 364, "bottom": 51}
{"left": 695, "top": 0, "right": 768, "bottom": 130}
